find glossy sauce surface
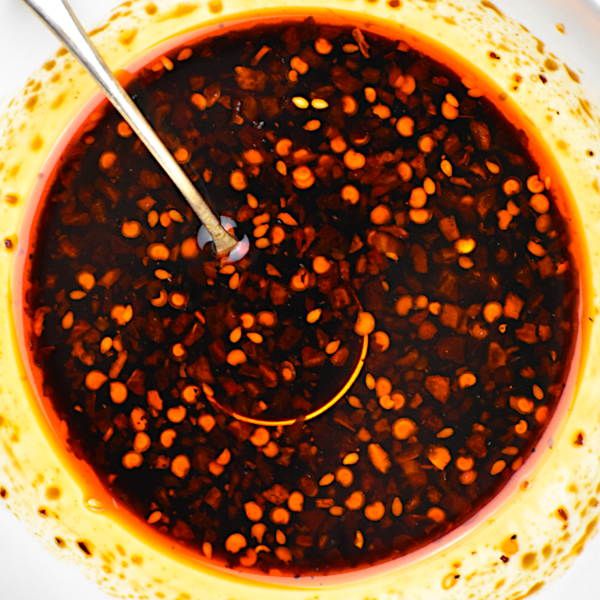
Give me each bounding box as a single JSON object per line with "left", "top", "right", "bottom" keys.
{"left": 25, "top": 20, "right": 579, "bottom": 576}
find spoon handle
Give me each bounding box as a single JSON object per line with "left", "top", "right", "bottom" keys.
{"left": 22, "top": 0, "right": 239, "bottom": 256}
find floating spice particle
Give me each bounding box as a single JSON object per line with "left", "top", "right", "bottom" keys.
{"left": 342, "top": 95, "right": 358, "bottom": 115}
{"left": 134, "top": 432, "right": 151, "bottom": 453}
{"left": 368, "top": 443, "right": 391, "bottom": 474}
{"left": 364, "top": 501, "right": 385, "bottom": 521}
{"left": 504, "top": 293, "right": 524, "bottom": 319}
{"left": 319, "top": 473, "right": 334, "bottom": 486}
{"left": 409, "top": 208, "right": 432, "bottom": 224}
{"left": 99, "top": 151, "right": 117, "bottom": 170}
{"left": 227, "top": 349, "right": 247, "bottom": 366}
{"left": 336, "top": 467, "right": 354, "bottom": 487}
{"left": 174, "top": 147, "right": 190, "bottom": 164}
{"left": 370, "top": 204, "right": 392, "bottom": 225}
{"left": 527, "top": 174, "right": 545, "bottom": 193}
{"left": 109, "top": 381, "right": 128, "bottom": 404}
{"left": 292, "top": 96, "right": 310, "bottom": 109}
{"left": 343, "top": 452, "right": 359, "bottom": 466}
{"left": 225, "top": 533, "right": 247, "bottom": 554}
{"left": 396, "top": 115, "right": 414, "bottom": 137}
{"left": 171, "top": 455, "right": 191, "bottom": 478}
{"left": 354, "top": 311, "right": 375, "bottom": 336}
{"left": 287, "top": 491, "right": 304, "bottom": 512}
{"left": 354, "top": 531, "right": 364, "bottom": 549}
{"left": 244, "top": 501, "right": 263, "bottom": 522}
{"left": 395, "top": 295, "right": 413, "bottom": 316}
{"left": 428, "top": 446, "right": 451, "bottom": 470}
{"left": 290, "top": 56, "right": 309, "bottom": 74}
{"left": 527, "top": 240, "right": 547, "bottom": 257}
{"left": 344, "top": 149, "right": 366, "bottom": 170}
{"left": 198, "top": 414, "right": 215, "bottom": 433}
{"left": 311, "top": 98, "right": 329, "bottom": 110}
{"left": 372, "top": 331, "right": 390, "bottom": 352}
{"left": 372, "top": 104, "right": 391, "bottom": 119}
{"left": 409, "top": 187, "right": 427, "bottom": 208}
{"left": 456, "top": 456, "right": 474, "bottom": 471}
{"left": 230, "top": 170, "right": 247, "bottom": 191}
{"left": 341, "top": 184, "right": 360, "bottom": 204}
{"left": 442, "top": 101, "right": 459, "bottom": 120}
{"left": 483, "top": 301, "right": 503, "bottom": 323}
{"left": 392, "top": 418, "right": 417, "bottom": 440}
{"left": 490, "top": 460, "right": 507, "bottom": 475}
{"left": 530, "top": 193, "right": 550, "bottom": 214}
{"left": 292, "top": 166, "right": 315, "bottom": 189}
{"left": 330, "top": 135, "right": 347, "bottom": 153}
{"left": 306, "top": 308, "right": 322, "bottom": 324}
{"left": 250, "top": 427, "right": 270, "bottom": 447}
{"left": 392, "top": 497, "right": 403, "bottom": 517}
{"left": 147, "top": 243, "right": 170, "bottom": 261}
{"left": 122, "top": 451, "right": 143, "bottom": 469}
{"left": 85, "top": 370, "right": 107, "bottom": 391}
{"left": 454, "top": 237, "right": 476, "bottom": 254}
{"left": 160, "top": 429, "right": 176, "bottom": 448}
{"left": 427, "top": 507, "right": 446, "bottom": 523}
{"left": 314, "top": 37, "right": 333, "bottom": 54}
{"left": 441, "top": 159, "right": 453, "bottom": 177}
{"left": 325, "top": 340, "right": 341, "bottom": 355}
{"left": 458, "top": 372, "right": 477, "bottom": 388}
{"left": 77, "top": 271, "right": 95, "bottom": 291}
{"left": 167, "top": 406, "right": 186, "bottom": 423}
{"left": 418, "top": 135, "right": 436, "bottom": 153}
{"left": 312, "top": 256, "right": 331, "bottom": 274}
{"left": 61, "top": 311, "right": 74, "bottom": 330}
{"left": 117, "top": 121, "right": 133, "bottom": 137}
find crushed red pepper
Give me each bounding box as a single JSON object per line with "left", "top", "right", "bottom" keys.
{"left": 26, "top": 19, "right": 579, "bottom": 577}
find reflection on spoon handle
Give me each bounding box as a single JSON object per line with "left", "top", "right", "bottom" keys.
{"left": 22, "top": 0, "right": 240, "bottom": 258}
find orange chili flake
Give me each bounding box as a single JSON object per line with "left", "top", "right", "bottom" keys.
{"left": 117, "top": 121, "right": 133, "bottom": 137}
{"left": 364, "top": 501, "right": 385, "bottom": 521}
{"left": 147, "top": 243, "right": 170, "bottom": 261}
{"left": 354, "top": 311, "right": 375, "bottom": 336}
{"left": 315, "top": 37, "right": 333, "bottom": 54}
{"left": 244, "top": 501, "right": 263, "bottom": 522}
{"left": 122, "top": 451, "right": 143, "bottom": 469}
{"left": 396, "top": 115, "right": 414, "bottom": 137}
{"left": 85, "top": 370, "right": 107, "bottom": 391}
{"left": 427, "top": 446, "right": 451, "bottom": 470}
{"left": 370, "top": 204, "right": 392, "bottom": 225}
{"left": 458, "top": 372, "right": 477, "bottom": 388}
{"left": 225, "top": 533, "right": 247, "bottom": 554}
{"left": 109, "top": 381, "right": 128, "bottom": 404}
{"left": 341, "top": 184, "right": 360, "bottom": 204}
{"left": 312, "top": 256, "right": 331, "bottom": 274}
{"left": 392, "top": 418, "right": 417, "bottom": 440}
{"left": 171, "top": 454, "right": 191, "bottom": 478}
{"left": 490, "top": 460, "right": 507, "bottom": 475}
{"left": 292, "top": 165, "right": 315, "bottom": 189}
{"left": 230, "top": 170, "right": 248, "bottom": 191}
{"left": 271, "top": 507, "right": 291, "bottom": 525}
{"left": 344, "top": 149, "right": 366, "bottom": 170}
{"left": 99, "top": 151, "right": 117, "bottom": 170}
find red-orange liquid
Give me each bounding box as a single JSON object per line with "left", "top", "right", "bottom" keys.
{"left": 20, "top": 17, "right": 583, "bottom": 579}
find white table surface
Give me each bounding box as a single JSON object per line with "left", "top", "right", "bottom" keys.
{"left": 0, "top": 0, "right": 598, "bottom": 598}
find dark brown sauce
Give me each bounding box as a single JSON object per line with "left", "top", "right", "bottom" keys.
{"left": 24, "top": 19, "right": 579, "bottom": 577}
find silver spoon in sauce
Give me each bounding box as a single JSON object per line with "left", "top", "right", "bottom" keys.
{"left": 22, "top": 0, "right": 250, "bottom": 263}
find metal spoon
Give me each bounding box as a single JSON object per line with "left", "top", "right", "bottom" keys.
{"left": 22, "top": 0, "right": 249, "bottom": 262}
